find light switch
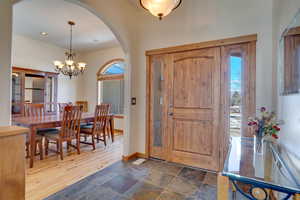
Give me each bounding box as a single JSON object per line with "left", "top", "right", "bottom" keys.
{"left": 131, "top": 97, "right": 136, "bottom": 105}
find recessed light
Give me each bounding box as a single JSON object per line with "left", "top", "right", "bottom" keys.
{"left": 40, "top": 32, "right": 48, "bottom": 36}
{"left": 93, "top": 39, "right": 99, "bottom": 43}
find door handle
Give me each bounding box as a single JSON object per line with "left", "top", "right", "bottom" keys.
{"left": 168, "top": 112, "right": 174, "bottom": 116}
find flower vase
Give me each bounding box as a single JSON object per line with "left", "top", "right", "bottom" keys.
{"left": 263, "top": 135, "right": 277, "bottom": 143}
{"left": 254, "top": 135, "right": 263, "bottom": 155}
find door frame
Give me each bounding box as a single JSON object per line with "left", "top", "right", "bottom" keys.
{"left": 145, "top": 34, "right": 257, "bottom": 169}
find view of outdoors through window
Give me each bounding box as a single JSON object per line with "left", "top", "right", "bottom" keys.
{"left": 230, "top": 56, "right": 242, "bottom": 137}
{"left": 98, "top": 61, "right": 125, "bottom": 114}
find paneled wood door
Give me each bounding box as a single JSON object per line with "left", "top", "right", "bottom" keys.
{"left": 166, "top": 48, "right": 221, "bottom": 170}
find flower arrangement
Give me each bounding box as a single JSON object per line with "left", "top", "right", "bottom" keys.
{"left": 248, "top": 107, "right": 280, "bottom": 140}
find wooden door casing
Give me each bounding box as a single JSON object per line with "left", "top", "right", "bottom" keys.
{"left": 167, "top": 48, "right": 221, "bottom": 171}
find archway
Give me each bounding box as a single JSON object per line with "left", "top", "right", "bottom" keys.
{"left": 11, "top": 0, "right": 133, "bottom": 156}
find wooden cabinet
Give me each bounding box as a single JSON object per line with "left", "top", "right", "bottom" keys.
{"left": 12, "top": 67, "right": 58, "bottom": 116}
{"left": 0, "top": 126, "right": 28, "bottom": 200}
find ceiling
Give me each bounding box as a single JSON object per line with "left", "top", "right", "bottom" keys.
{"left": 128, "top": 0, "right": 142, "bottom": 9}
{"left": 13, "top": 0, "right": 119, "bottom": 52}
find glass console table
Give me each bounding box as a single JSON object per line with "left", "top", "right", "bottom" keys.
{"left": 218, "top": 137, "right": 300, "bottom": 200}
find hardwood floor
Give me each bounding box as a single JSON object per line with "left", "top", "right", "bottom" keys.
{"left": 25, "top": 136, "right": 123, "bottom": 200}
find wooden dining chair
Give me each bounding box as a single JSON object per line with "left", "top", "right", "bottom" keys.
{"left": 24, "top": 104, "right": 46, "bottom": 160}
{"left": 80, "top": 104, "right": 110, "bottom": 150}
{"left": 76, "top": 101, "right": 88, "bottom": 112}
{"left": 25, "top": 135, "right": 43, "bottom": 160}
{"left": 24, "top": 103, "right": 45, "bottom": 117}
{"left": 58, "top": 103, "right": 72, "bottom": 113}
{"left": 44, "top": 105, "right": 82, "bottom": 160}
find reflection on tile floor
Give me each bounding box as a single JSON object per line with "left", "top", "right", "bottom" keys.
{"left": 45, "top": 159, "right": 246, "bottom": 200}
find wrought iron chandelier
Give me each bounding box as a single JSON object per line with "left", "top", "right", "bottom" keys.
{"left": 54, "top": 21, "right": 87, "bottom": 79}
{"left": 140, "top": 0, "right": 182, "bottom": 20}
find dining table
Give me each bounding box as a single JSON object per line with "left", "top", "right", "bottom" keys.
{"left": 12, "top": 112, "right": 115, "bottom": 168}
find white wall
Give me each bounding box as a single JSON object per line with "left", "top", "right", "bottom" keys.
{"left": 0, "top": 0, "right": 12, "bottom": 125}
{"left": 131, "top": 0, "right": 275, "bottom": 153}
{"left": 12, "top": 34, "right": 79, "bottom": 103}
{"left": 275, "top": 1, "right": 300, "bottom": 158}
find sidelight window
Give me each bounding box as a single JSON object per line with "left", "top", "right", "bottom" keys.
{"left": 230, "top": 55, "right": 242, "bottom": 137}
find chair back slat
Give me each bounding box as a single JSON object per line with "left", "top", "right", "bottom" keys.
{"left": 93, "top": 104, "right": 110, "bottom": 135}
{"left": 60, "top": 105, "right": 82, "bottom": 140}
{"left": 24, "top": 103, "right": 45, "bottom": 117}
{"left": 76, "top": 101, "right": 88, "bottom": 112}
{"left": 58, "top": 103, "right": 72, "bottom": 113}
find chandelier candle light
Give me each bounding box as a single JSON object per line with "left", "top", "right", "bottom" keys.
{"left": 54, "top": 21, "right": 87, "bottom": 79}
{"left": 140, "top": 0, "right": 182, "bottom": 20}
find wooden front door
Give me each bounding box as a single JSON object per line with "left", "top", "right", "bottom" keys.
{"left": 147, "top": 35, "right": 257, "bottom": 172}
{"left": 166, "top": 48, "right": 221, "bottom": 170}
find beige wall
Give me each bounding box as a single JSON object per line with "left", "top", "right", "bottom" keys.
{"left": 12, "top": 34, "right": 79, "bottom": 103}
{"left": 275, "top": 1, "right": 300, "bottom": 157}
{"left": 2, "top": 0, "right": 287, "bottom": 156}
{"left": 77, "top": 46, "right": 125, "bottom": 110}
{"left": 0, "top": 0, "right": 12, "bottom": 125}
{"left": 131, "top": 0, "right": 275, "bottom": 153}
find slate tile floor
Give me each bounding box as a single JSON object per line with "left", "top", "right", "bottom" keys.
{"left": 45, "top": 159, "right": 245, "bottom": 200}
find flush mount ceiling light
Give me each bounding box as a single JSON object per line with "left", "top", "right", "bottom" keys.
{"left": 140, "top": 0, "right": 182, "bottom": 20}
{"left": 40, "top": 32, "right": 48, "bottom": 36}
{"left": 53, "top": 21, "right": 87, "bottom": 79}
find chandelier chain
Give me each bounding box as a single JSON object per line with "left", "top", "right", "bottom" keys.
{"left": 69, "top": 22, "right": 73, "bottom": 55}
{"left": 53, "top": 21, "right": 87, "bottom": 79}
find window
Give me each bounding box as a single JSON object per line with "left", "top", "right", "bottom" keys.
{"left": 103, "top": 62, "right": 125, "bottom": 75}
{"left": 230, "top": 55, "right": 242, "bottom": 137}
{"left": 97, "top": 59, "right": 125, "bottom": 114}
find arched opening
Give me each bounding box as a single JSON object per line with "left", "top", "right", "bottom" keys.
{"left": 9, "top": 1, "right": 132, "bottom": 198}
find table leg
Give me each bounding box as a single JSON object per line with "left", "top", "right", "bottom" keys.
{"left": 231, "top": 181, "right": 237, "bottom": 200}
{"left": 110, "top": 116, "right": 115, "bottom": 142}
{"left": 294, "top": 194, "right": 300, "bottom": 200}
{"left": 217, "top": 173, "right": 229, "bottom": 200}
{"left": 29, "top": 127, "right": 36, "bottom": 168}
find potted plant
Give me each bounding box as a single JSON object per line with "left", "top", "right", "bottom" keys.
{"left": 248, "top": 107, "right": 280, "bottom": 154}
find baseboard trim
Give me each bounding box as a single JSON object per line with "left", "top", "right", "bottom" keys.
{"left": 122, "top": 152, "right": 148, "bottom": 162}
{"left": 136, "top": 152, "right": 147, "bottom": 159}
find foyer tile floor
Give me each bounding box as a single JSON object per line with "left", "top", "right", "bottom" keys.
{"left": 45, "top": 159, "right": 245, "bottom": 200}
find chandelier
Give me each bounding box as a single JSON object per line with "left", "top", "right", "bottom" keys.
{"left": 54, "top": 21, "right": 87, "bottom": 79}
{"left": 140, "top": 0, "right": 182, "bottom": 20}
